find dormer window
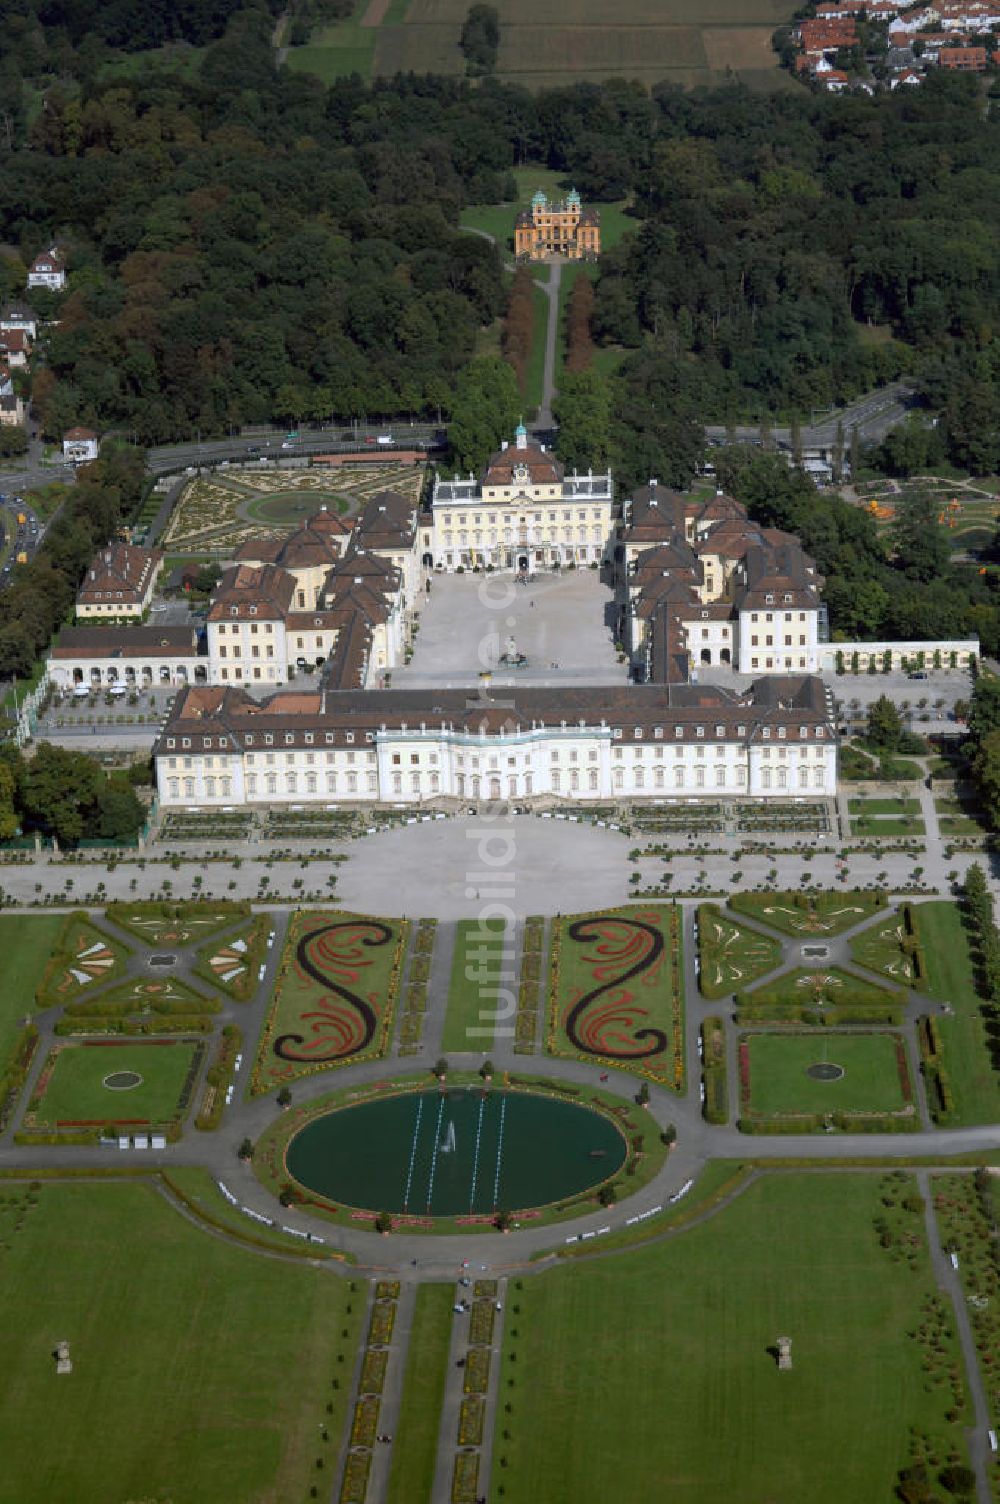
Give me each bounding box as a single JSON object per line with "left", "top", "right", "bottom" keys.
{"left": 765, "top": 594, "right": 774, "bottom": 605}
{"left": 696, "top": 726, "right": 705, "bottom": 738}
{"left": 778, "top": 727, "right": 786, "bottom": 740}
{"left": 203, "top": 737, "right": 211, "bottom": 749}
{"left": 244, "top": 734, "right": 253, "bottom": 746}
{"left": 674, "top": 726, "right": 683, "bottom": 739}
{"left": 181, "top": 738, "right": 191, "bottom": 748}
{"left": 634, "top": 728, "right": 643, "bottom": 740}
{"left": 783, "top": 594, "right": 792, "bottom": 604}
{"left": 799, "top": 726, "right": 809, "bottom": 739}
{"left": 166, "top": 738, "right": 175, "bottom": 749}
{"left": 230, "top": 606, "right": 238, "bottom": 617}
{"left": 654, "top": 726, "right": 663, "bottom": 739}
{"left": 345, "top": 732, "right": 354, "bottom": 744}
{"left": 325, "top": 733, "right": 335, "bottom": 744}
{"left": 264, "top": 733, "right": 274, "bottom": 746}
{"left": 715, "top": 725, "right": 723, "bottom": 737}
{"left": 817, "top": 727, "right": 825, "bottom": 739}
{"left": 284, "top": 733, "right": 294, "bottom": 745}
{"left": 249, "top": 606, "right": 257, "bottom": 616}
{"left": 762, "top": 728, "right": 771, "bottom": 740}
{"left": 304, "top": 733, "right": 314, "bottom": 745}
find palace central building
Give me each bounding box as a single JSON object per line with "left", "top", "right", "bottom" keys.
{"left": 514, "top": 189, "right": 601, "bottom": 262}
{"left": 426, "top": 424, "right": 613, "bottom": 573}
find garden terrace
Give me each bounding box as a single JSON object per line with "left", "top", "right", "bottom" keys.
{"left": 730, "top": 890, "right": 885, "bottom": 938}
{"left": 547, "top": 905, "right": 684, "bottom": 1089}
{"left": 63, "top": 975, "right": 218, "bottom": 1018}
{"left": 934, "top": 791, "right": 990, "bottom": 840}
{"left": 849, "top": 796, "right": 926, "bottom": 839}
{"left": 251, "top": 910, "right": 407, "bottom": 1094}
{"left": 736, "top": 967, "right": 905, "bottom": 1025}
{"left": 849, "top": 906, "right": 927, "bottom": 988}
{"left": 160, "top": 811, "right": 253, "bottom": 842}
{"left": 631, "top": 804, "right": 723, "bottom": 834}
{"left": 490, "top": 1174, "right": 971, "bottom": 1501}
{"left": 696, "top": 904, "right": 781, "bottom": 1000}
{"left": 735, "top": 801, "right": 831, "bottom": 834}
{"left": 738, "top": 1030, "right": 916, "bottom": 1131}
{"left": 441, "top": 918, "right": 512, "bottom": 1052}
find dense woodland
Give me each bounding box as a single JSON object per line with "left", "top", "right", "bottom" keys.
{"left": 0, "top": 4, "right": 998, "bottom": 664}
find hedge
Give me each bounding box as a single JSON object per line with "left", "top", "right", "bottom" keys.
{"left": 195, "top": 1025, "right": 243, "bottom": 1131}
{"left": 701, "top": 1015, "right": 728, "bottom": 1125}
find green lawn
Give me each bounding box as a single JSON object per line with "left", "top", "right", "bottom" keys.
{"left": 852, "top": 816, "right": 926, "bottom": 837}
{"left": 459, "top": 165, "right": 635, "bottom": 261}
{"left": 0, "top": 1180, "right": 360, "bottom": 1503}
{"left": 0, "top": 914, "right": 65, "bottom": 1057}
{"left": 740, "top": 966, "right": 903, "bottom": 1022}
{"left": 848, "top": 798, "right": 921, "bottom": 815}
{"left": 849, "top": 911, "right": 921, "bottom": 986}
{"left": 491, "top": 1173, "right": 970, "bottom": 1503}
{"left": 29, "top": 1040, "right": 199, "bottom": 1128}
{"left": 744, "top": 1031, "right": 909, "bottom": 1116}
{"left": 916, "top": 900, "right": 999, "bottom": 1126}
{"left": 548, "top": 905, "right": 684, "bottom": 1088}
{"left": 386, "top": 1284, "right": 454, "bottom": 1503}
{"left": 697, "top": 903, "right": 782, "bottom": 999}
{"left": 252, "top": 910, "right": 406, "bottom": 1093}
{"left": 35, "top": 915, "right": 130, "bottom": 1007}
{"left": 730, "top": 890, "right": 885, "bottom": 937}
{"left": 285, "top": 0, "right": 411, "bottom": 83}
{"left": 442, "top": 919, "right": 512, "bottom": 1053}
{"left": 523, "top": 279, "right": 549, "bottom": 416}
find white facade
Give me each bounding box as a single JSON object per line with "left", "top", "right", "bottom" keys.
{"left": 155, "top": 718, "right": 836, "bottom": 809}
{"left": 207, "top": 612, "right": 287, "bottom": 686}
{"left": 27, "top": 252, "right": 66, "bottom": 291}
{"left": 817, "top": 638, "right": 978, "bottom": 673}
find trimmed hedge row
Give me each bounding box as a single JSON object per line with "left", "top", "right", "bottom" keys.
{"left": 917, "top": 1013, "right": 955, "bottom": 1124}
{"left": 0, "top": 1024, "right": 39, "bottom": 1132}
{"left": 701, "top": 1016, "right": 728, "bottom": 1125}
{"left": 195, "top": 1025, "right": 243, "bottom": 1131}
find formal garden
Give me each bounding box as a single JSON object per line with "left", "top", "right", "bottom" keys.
{"left": 849, "top": 796, "right": 926, "bottom": 838}
{"left": 35, "top": 914, "right": 130, "bottom": 1007}
{"left": 105, "top": 899, "right": 254, "bottom": 949}
{"left": 735, "top": 967, "right": 905, "bottom": 1025}
{"left": 488, "top": 1173, "right": 973, "bottom": 1503}
{"left": 730, "top": 890, "right": 886, "bottom": 937}
{"left": 546, "top": 905, "right": 684, "bottom": 1088}
{"left": 251, "top": 910, "right": 407, "bottom": 1094}
{"left": 21, "top": 1038, "right": 204, "bottom": 1134}
{"left": 737, "top": 1030, "right": 916, "bottom": 1131}
{"left": 696, "top": 903, "right": 781, "bottom": 999}
{"left": 193, "top": 913, "right": 270, "bottom": 1001}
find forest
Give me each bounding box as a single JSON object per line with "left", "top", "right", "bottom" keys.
{"left": 0, "top": 3, "right": 997, "bottom": 663}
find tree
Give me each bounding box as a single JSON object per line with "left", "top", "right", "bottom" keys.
{"left": 971, "top": 728, "right": 1000, "bottom": 830}
{"left": 448, "top": 358, "right": 520, "bottom": 474}
{"left": 459, "top": 4, "right": 499, "bottom": 76}
{"left": 276, "top": 1086, "right": 292, "bottom": 1107}
{"left": 501, "top": 269, "right": 535, "bottom": 395}
{"left": 19, "top": 743, "right": 102, "bottom": 845}
{"left": 966, "top": 672, "right": 1000, "bottom": 742}
{"left": 94, "top": 779, "right": 145, "bottom": 841}
{"left": 432, "top": 1056, "right": 449, "bottom": 1079}
{"left": 554, "top": 370, "right": 610, "bottom": 472}
{"left": 564, "top": 273, "right": 595, "bottom": 373}
{"left": 866, "top": 695, "right": 902, "bottom": 751}
{"left": 0, "top": 761, "right": 17, "bottom": 842}
{"left": 890, "top": 492, "right": 950, "bottom": 583}
{"left": 374, "top": 1209, "right": 393, "bottom": 1234}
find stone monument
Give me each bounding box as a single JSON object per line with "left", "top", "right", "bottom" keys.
{"left": 55, "top": 1340, "right": 72, "bottom": 1375}
{"left": 777, "top": 1336, "right": 792, "bottom": 1371}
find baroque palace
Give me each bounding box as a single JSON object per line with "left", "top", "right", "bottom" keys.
{"left": 514, "top": 189, "right": 601, "bottom": 261}
{"left": 146, "top": 425, "right": 846, "bottom": 810}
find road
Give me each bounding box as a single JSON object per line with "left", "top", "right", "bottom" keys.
{"left": 704, "top": 379, "right": 918, "bottom": 453}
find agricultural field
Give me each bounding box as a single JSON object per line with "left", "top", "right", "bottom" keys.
{"left": 547, "top": 905, "right": 684, "bottom": 1088}
{"left": 285, "top": 0, "right": 797, "bottom": 92}
{"left": 0, "top": 1181, "right": 360, "bottom": 1504}
{"left": 490, "top": 1173, "right": 972, "bottom": 1502}
{"left": 251, "top": 910, "right": 407, "bottom": 1093}
{"left": 161, "top": 465, "right": 422, "bottom": 556}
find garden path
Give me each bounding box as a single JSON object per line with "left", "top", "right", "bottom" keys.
{"left": 364, "top": 1280, "right": 417, "bottom": 1503}
{"left": 918, "top": 1169, "right": 993, "bottom": 1504}
{"left": 333, "top": 1278, "right": 377, "bottom": 1503}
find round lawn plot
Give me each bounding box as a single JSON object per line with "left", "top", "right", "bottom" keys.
{"left": 241, "top": 491, "right": 349, "bottom": 525}
{"left": 285, "top": 1087, "right": 626, "bottom": 1217}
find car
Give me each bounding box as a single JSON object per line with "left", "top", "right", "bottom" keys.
{"left": 908, "top": 671, "right": 928, "bottom": 680}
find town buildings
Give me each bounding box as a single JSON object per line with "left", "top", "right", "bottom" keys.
{"left": 514, "top": 189, "right": 601, "bottom": 262}
{"left": 62, "top": 427, "right": 99, "bottom": 464}
{"left": 26, "top": 247, "right": 66, "bottom": 291}
{"left": 75, "top": 543, "right": 163, "bottom": 621}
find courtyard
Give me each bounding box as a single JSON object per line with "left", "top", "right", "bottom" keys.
{"left": 393, "top": 570, "right": 626, "bottom": 688}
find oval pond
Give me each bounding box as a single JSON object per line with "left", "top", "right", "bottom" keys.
{"left": 286, "top": 1088, "right": 627, "bottom": 1217}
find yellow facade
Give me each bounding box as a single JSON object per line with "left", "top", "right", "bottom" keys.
{"left": 514, "top": 189, "right": 601, "bottom": 262}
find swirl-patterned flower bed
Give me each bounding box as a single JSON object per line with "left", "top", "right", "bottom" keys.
{"left": 546, "top": 906, "right": 684, "bottom": 1089}
{"left": 251, "top": 910, "right": 407, "bottom": 1094}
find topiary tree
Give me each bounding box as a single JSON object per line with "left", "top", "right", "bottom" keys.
{"left": 238, "top": 1137, "right": 254, "bottom": 1160}
{"left": 276, "top": 1086, "right": 292, "bottom": 1108}
{"left": 374, "top": 1210, "right": 393, "bottom": 1235}
{"left": 598, "top": 1183, "right": 617, "bottom": 1207}
{"left": 433, "top": 1057, "right": 449, "bottom": 1080}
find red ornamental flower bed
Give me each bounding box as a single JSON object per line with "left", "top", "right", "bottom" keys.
{"left": 738, "top": 1042, "right": 751, "bottom": 1106}
{"left": 893, "top": 1036, "right": 913, "bottom": 1101}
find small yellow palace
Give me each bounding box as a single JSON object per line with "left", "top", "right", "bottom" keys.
{"left": 514, "top": 188, "right": 600, "bottom": 262}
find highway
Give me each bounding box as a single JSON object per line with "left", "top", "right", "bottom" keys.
{"left": 704, "top": 379, "right": 918, "bottom": 452}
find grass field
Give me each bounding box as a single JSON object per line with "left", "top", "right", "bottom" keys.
{"left": 252, "top": 910, "right": 406, "bottom": 1093}
{"left": 386, "top": 1284, "right": 454, "bottom": 1503}
{"left": 853, "top": 815, "right": 927, "bottom": 837}
{"left": 0, "top": 914, "right": 65, "bottom": 1054}
{"left": 460, "top": 166, "right": 635, "bottom": 261}
{"left": 917, "top": 900, "right": 999, "bottom": 1126}
{"left": 29, "top": 1040, "right": 200, "bottom": 1128}
{"left": 547, "top": 905, "right": 684, "bottom": 1088}
{"left": 490, "top": 1173, "right": 971, "bottom": 1502}
{"left": 288, "top": 0, "right": 795, "bottom": 91}
{"left": 744, "top": 1032, "right": 909, "bottom": 1116}
{"left": 442, "top": 919, "right": 513, "bottom": 1052}
{"left": 0, "top": 1181, "right": 360, "bottom": 1503}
